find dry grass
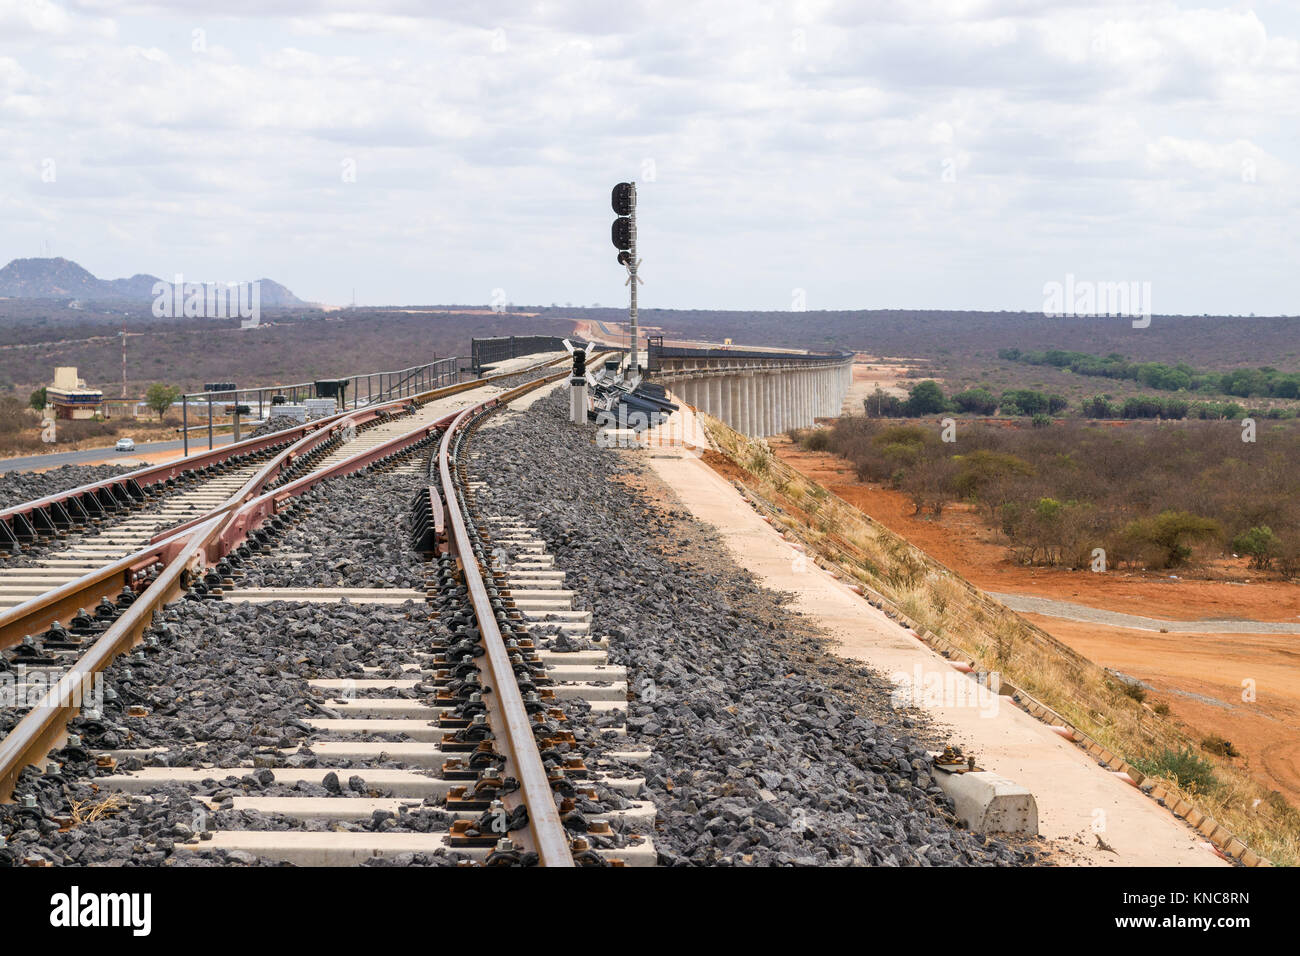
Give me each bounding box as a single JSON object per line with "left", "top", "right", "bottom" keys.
{"left": 67, "top": 793, "right": 124, "bottom": 827}
{"left": 704, "top": 414, "right": 1299, "bottom": 866}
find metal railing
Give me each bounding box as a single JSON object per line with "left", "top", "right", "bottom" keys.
{"left": 470, "top": 335, "right": 570, "bottom": 374}
{"left": 181, "top": 357, "right": 461, "bottom": 455}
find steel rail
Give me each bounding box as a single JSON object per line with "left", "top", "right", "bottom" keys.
{"left": 0, "top": 410, "right": 446, "bottom": 800}
{"left": 434, "top": 354, "right": 611, "bottom": 866}
{"left": 0, "top": 353, "right": 574, "bottom": 648}
{"left": 0, "top": 351, "right": 572, "bottom": 552}
{"left": 0, "top": 417, "right": 338, "bottom": 536}
{"left": 0, "top": 514, "right": 225, "bottom": 801}
{"left": 0, "top": 355, "right": 581, "bottom": 802}
{"left": 439, "top": 408, "right": 573, "bottom": 867}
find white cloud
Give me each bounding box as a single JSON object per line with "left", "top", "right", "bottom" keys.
{"left": 0, "top": 0, "right": 1296, "bottom": 314}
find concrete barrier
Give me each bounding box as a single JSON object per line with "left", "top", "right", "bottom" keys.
{"left": 934, "top": 770, "right": 1039, "bottom": 836}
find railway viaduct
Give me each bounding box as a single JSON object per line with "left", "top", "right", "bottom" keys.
{"left": 647, "top": 345, "right": 854, "bottom": 436}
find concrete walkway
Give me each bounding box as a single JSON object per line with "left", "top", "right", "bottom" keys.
{"left": 643, "top": 442, "right": 1226, "bottom": 867}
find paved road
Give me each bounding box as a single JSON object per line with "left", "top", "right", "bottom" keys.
{"left": 0, "top": 434, "right": 236, "bottom": 473}
{"left": 990, "top": 591, "right": 1300, "bottom": 634}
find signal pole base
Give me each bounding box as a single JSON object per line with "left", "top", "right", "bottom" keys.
{"left": 570, "top": 380, "right": 588, "bottom": 424}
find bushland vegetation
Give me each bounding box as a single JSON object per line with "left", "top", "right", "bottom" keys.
{"left": 709, "top": 416, "right": 1299, "bottom": 864}
{"left": 1001, "top": 348, "right": 1300, "bottom": 399}
{"left": 805, "top": 416, "right": 1300, "bottom": 574}
{"left": 867, "top": 378, "right": 1287, "bottom": 422}
{"left": 0, "top": 303, "right": 574, "bottom": 395}
{"left": 0, "top": 397, "right": 126, "bottom": 455}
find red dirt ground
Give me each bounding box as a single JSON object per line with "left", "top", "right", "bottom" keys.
{"left": 767, "top": 437, "right": 1300, "bottom": 806}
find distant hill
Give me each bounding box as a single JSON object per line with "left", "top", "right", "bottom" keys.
{"left": 0, "top": 257, "right": 105, "bottom": 298}
{"left": 0, "top": 257, "right": 307, "bottom": 306}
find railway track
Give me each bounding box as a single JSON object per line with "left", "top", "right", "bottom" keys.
{"left": 0, "top": 462, "right": 268, "bottom": 613}
{"left": 0, "top": 349, "right": 658, "bottom": 866}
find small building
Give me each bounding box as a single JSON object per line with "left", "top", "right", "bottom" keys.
{"left": 46, "top": 366, "right": 103, "bottom": 420}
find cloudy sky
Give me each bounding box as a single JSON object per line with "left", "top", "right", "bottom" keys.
{"left": 2, "top": 1, "right": 1297, "bottom": 314}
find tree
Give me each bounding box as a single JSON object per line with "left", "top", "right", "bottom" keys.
{"left": 145, "top": 383, "right": 181, "bottom": 421}
{"left": 1232, "top": 526, "right": 1278, "bottom": 570}
{"left": 28, "top": 387, "right": 47, "bottom": 412}
{"left": 953, "top": 387, "right": 998, "bottom": 415}
{"left": 999, "top": 388, "right": 1049, "bottom": 416}
{"left": 863, "top": 387, "right": 904, "bottom": 417}
{"left": 1080, "top": 395, "right": 1117, "bottom": 418}
{"left": 951, "top": 449, "right": 1035, "bottom": 500}
{"left": 904, "top": 380, "right": 949, "bottom": 416}
{"left": 1122, "top": 510, "right": 1221, "bottom": 568}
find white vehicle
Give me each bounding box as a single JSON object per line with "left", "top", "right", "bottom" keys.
{"left": 115, "top": 437, "right": 136, "bottom": 452}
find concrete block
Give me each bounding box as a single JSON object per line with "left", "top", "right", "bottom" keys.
{"left": 273, "top": 404, "right": 308, "bottom": 423}
{"left": 597, "top": 427, "right": 642, "bottom": 448}
{"left": 934, "top": 770, "right": 1039, "bottom": 836}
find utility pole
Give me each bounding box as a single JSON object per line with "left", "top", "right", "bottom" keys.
{"left": 120, "top": 323, "right": 127, "bottom": 399}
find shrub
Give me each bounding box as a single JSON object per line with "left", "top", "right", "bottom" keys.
{"left": 1119, "top": 680, "right": 1147, "bottom": 703}
{"left": 1132, "top": 746, "right": 1218, "bottom": 793}
{"left": 872, "top": 425, "right": 928, "bottom": 448}
{"left": 0, "top": 396, "right": 30, "bottom": 434}
{"left": 1079, "top": 395, "right": 1117, "bottom": 418}
{"left": 951, "top": 449, "right": 1035, "bottom": 499}
{"left": 1201, "top": 735, "right": 1240, "bottom": 758}
{"left": 800, "top": 428, "right": 831, "bottom": 452}
{"left": 999, "top": 388, "right": 1049, "bottom": 416}
{"left": 953, "top": 387, "right": 998, "bottom": 416}
{"left": 1121, "top": 510, "right": 1221, "bottom": 568}
{"left": 1232, "top": 526, "right": 1278, "bottom": 569}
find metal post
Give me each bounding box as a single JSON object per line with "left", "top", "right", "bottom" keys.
{"left": 183, "top": 398, "right": 188, "bottom": 457}
{"left": 207, "top": 393, "right": 213, "bottom": 451}
{"left": 628, "top": 182, "right": 639, "bottom": 374}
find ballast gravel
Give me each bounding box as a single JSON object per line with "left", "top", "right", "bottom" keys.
{"left": 0, "top": 463, "right": 136, "bottom": 511}
{"left": 0, "top": 598, "right": 470, "bottom": 867}
{"left": 250, "top": 415, "right": 306, "bottom": 438}
{"left": 467, "top": 391, "right": 1037, "bottom": 866}
{"left": 237, "top": 470, "right": 429, "bottom": 589}
{"left": 2, "top": 374, "right": 1037, "bottom": 867}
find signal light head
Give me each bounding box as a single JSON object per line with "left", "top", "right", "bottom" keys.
{"left": 611, "top": 182, "right": 634, "bottom": 216}
{"left": 611, "top": 217, "right": 632, "bottom": 251}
